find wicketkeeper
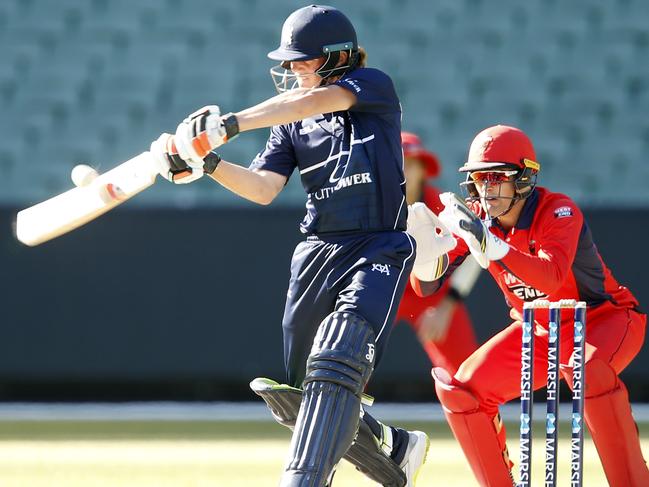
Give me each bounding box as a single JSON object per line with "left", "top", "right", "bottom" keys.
{"left": 409, "top": 124, "right": 649, "bottom": 486}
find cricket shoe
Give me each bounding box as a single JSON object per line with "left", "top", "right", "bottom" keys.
{"left": 399, "top": 430, "right": 429, "bottom": 486}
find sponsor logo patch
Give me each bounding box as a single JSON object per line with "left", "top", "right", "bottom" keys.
{"left": 371, "top": 263, "right": 390, "bottom": 276}
{"left": 501, "top": 271, "right": 548, "bottom": 302}
{"left": 554, "top": 206, "right": 573, "bottom": 218}
{"left": 366, "top": 343, "right": 375, "bottom": 362}
{"left": 311, "top": 172, "right": 373, "bottom": 200}
{"left": 342, "top": 79, "right": 362, "bottom": 93}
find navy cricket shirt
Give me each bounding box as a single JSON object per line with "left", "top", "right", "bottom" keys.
{"left": 250, "top": 67, "right": 406, "bottom": 235}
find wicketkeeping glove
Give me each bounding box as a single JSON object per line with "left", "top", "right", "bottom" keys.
{"left": 407, "top": 202, "right": 457, "bottom": 281}
{"left": 174, "top": 105, "right": 239, "bottom": 166}
{"left": 438, "top": 192, "right": 510, "bottom": 269}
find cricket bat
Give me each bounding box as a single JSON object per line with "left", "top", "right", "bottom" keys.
{"left": 15, "top": 152, "right": 158, "bottom": 246}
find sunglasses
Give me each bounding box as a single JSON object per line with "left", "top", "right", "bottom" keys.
{"left": 469, "top": 170, "right": 518, "bottom": 183}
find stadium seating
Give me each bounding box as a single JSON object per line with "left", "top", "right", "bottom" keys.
{"left": 3, "top": 0, "right": 649, "bottom": 206}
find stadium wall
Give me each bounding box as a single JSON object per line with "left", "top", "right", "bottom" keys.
{"left": 1, "top": 206, "right": 647, "bottom": 401}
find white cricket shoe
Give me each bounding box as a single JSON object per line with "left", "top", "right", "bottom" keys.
{"left": 399, "top": 430, "right": 430, "bottom": 486}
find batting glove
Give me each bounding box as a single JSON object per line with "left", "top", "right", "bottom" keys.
{"left": 174, "top": 105, "right": 239, "bottom": 166}
{"left": 150, "top": 133, "right": 203, "bottom": 184}
{"left": 438, "top": 192, "right": 510, "bottom": 269}
{"left": 407, "top": 202, "right": 457, "bottom": 281}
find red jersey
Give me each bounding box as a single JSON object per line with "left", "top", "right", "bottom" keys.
{"left": 423, "top": 187, "right": 641, "bottom": 324}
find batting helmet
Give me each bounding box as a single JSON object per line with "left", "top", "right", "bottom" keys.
{"left": 401, "top": 132, "right": 441, "bottom": 179}
{"left": 460, "top": 125, "right": 540, "bottom": 198}
{"left": 268, "top": 5, "right": 359, "bottom": 92}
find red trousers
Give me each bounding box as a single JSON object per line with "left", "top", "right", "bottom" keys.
{"left": 436, "top": 302, "right": 649, "bottom": 486}
{"left": 454, "top": 302, "right": 645, "bottom": 414}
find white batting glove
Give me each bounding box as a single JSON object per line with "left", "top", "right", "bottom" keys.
{"left": 438, "top": 192, "right": 510, "bottom": 269}
{"left": 149, "top": 133, "right": 203, "bottom": 184}
{"left": 174, "top": 105, "right": 239, "bottom": 166}
{"left": 407, "top": 202, "right": 457, "bottom": 281}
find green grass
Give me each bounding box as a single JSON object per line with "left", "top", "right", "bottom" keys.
{"left": 0, "top": 420, "right": 645, "bottom": 486}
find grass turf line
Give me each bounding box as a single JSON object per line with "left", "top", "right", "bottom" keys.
{"left": 0, "top": 420, "right": 645, "bottom": 486}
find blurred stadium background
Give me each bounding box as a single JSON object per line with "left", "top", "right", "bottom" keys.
{"left": 1, "top": 0, "right": 648, "bottom": 485}
{"left": 4, "top": 0, "right": 649, "bottom": 207}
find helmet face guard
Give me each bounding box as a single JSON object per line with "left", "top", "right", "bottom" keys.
{"left": 460, "top": 159, "right": 539, "bottom": 220}
{"left": 513, "top": 159, "right": 539, "bottom": 194}
{"left": 269, "top": 43, "right": 358, "bottom": 93}
{"left": 270, "top": 64, "right": 300, "bottom": 93}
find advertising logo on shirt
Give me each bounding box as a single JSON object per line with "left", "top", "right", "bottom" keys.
{"left": 311, "top": 172, "right": 374, "bottom": 200}
{"left": 554, "top": 206, "right": 573, "bottom": 218}
{"left": 305, "top": 132, "right": 377, "bottom": 201}
{"left": 502, "top": 271, "right": 548, "bottom": 302}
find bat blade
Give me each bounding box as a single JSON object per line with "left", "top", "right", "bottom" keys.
{"left": 15, "top": 152, "right": 158, "bottom": 246}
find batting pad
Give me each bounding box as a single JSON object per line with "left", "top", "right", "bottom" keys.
{"left": 251, "top": 377, "right": 405, "bottom": 486}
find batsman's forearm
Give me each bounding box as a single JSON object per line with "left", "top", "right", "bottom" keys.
{"left": 235, "top": 90, "right": 320, "bottom": 131}
{"left": 209, "top": 161, "right": 281, "bottom": 205}
{"left": 235, "top": 86, "right": 354, "bottom": 131}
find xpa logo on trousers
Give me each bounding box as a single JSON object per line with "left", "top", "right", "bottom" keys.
{"left": 371, "top": 263, "right": 390, "bottom": 276}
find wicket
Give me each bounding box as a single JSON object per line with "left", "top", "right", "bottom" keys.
{"left": 519, "top": 299, "right": 586, "bottom": 487}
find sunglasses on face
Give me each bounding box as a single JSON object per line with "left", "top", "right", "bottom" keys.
{"left": 469, "top": 170, "right": 518, "bottom": 183}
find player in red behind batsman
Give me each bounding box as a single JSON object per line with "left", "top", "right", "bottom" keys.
{"left": 408, "top": 124, "right": 649, "bottom": 486}
{"left": 396, "top": 132, "right": 480, "bottom": 375}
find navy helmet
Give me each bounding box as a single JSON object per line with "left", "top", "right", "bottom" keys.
{"left": 269, "top": 5, "right": 360, "bottom": 92}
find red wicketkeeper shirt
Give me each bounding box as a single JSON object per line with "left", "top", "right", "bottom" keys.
{"left": 414, "top": 187, "right": 641, "bottom": 325}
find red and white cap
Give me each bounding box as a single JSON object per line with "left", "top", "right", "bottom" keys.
{"left": 460, "top": 125, "right": 539, "bottom": 173}
{"left": 401, "top": 131, "right": 441, "bottom": 178}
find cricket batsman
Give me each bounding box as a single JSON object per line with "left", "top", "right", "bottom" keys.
{"left": 396, "top": 132, "right": 480, "bottom": 375}
{"left": 148, "top": 5, "right": 432, "bottom": 486}
{"left": 408, "top": 124, "right": 649, "bottom": 486}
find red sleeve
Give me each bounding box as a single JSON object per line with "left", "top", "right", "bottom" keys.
{"left": 410, "top": 273, "right": 438, "bottom": 297}
{"left": 423, "top": 185, "right": 443, "bottom": 214}
{"left": 497, "top": 198, "right": 583, "bottom": 295}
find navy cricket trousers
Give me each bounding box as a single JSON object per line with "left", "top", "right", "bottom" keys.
{"left": 281, "top": 230, "right": 415, "bottom": 387}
